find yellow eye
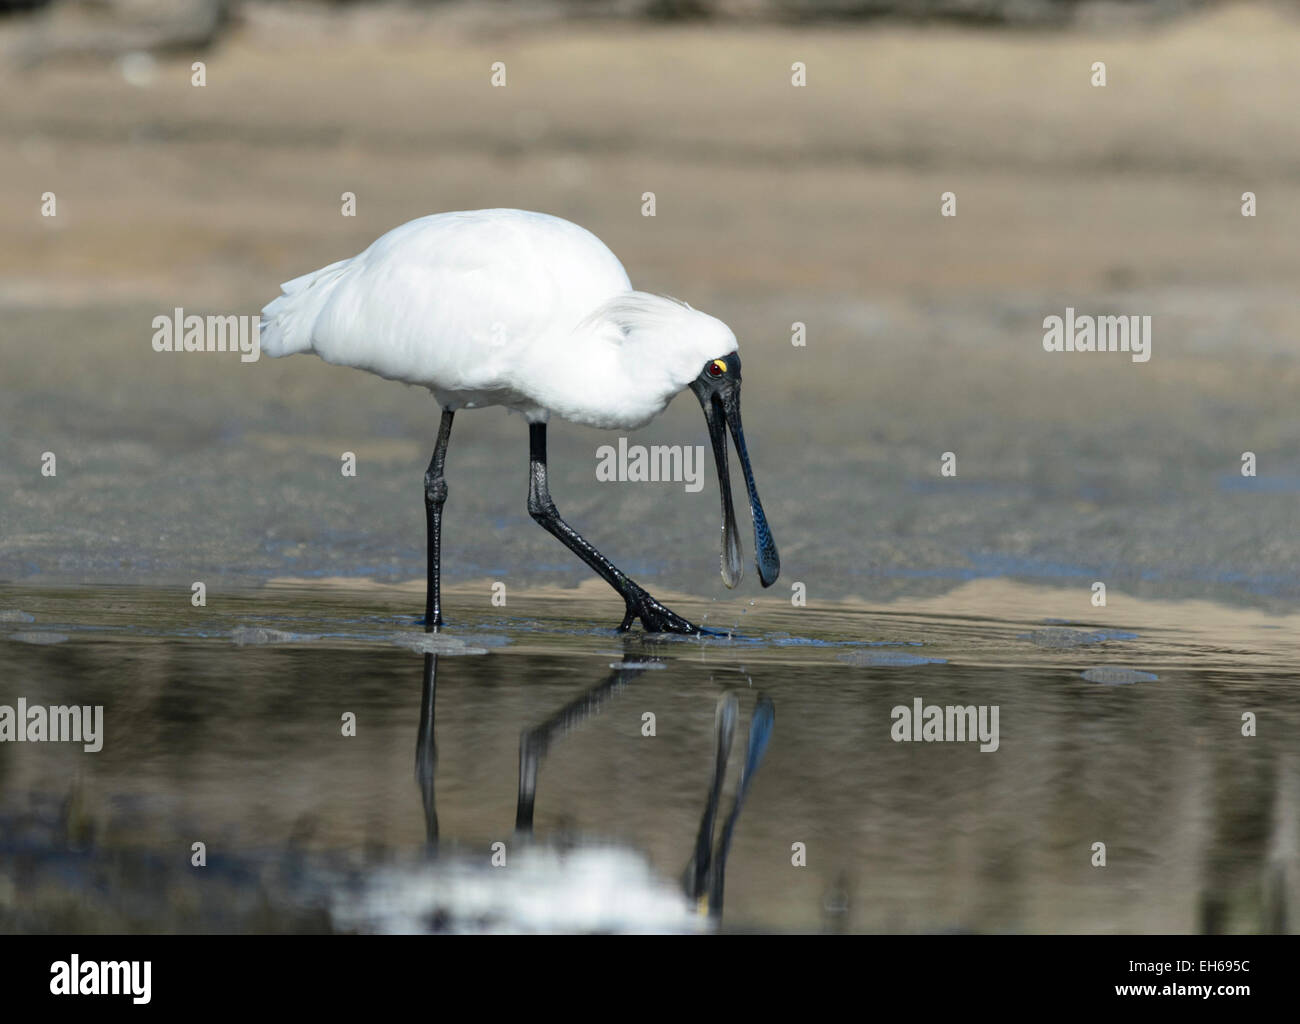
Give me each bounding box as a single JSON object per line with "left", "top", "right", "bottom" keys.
{"left": 707, "top": 359, "right": 727, "bottom": 378}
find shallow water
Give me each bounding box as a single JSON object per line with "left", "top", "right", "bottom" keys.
{"left": 1, "top": 581, "right": 1296, "bottom": 933}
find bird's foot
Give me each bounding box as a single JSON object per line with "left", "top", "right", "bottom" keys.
{"left": 620, "top": 588, "right": 713, "bottom": 636}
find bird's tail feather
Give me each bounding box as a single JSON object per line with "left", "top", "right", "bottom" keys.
{"left": 259, "top": 256, "right": 354, "bottom": 357}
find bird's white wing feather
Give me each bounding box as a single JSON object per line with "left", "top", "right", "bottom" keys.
{"left": 259, "top": 257, "right": 354, "bottom": 357}
{"left": 260, "top": 210, "right": 632, "bottom": 402}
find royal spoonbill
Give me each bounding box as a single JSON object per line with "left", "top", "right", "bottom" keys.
{"left": 260, "top": 209, "right": 779, "bottom": 634}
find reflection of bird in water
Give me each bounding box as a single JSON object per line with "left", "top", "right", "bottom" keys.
{"left": 332, "top": 653, "right": 774, "bottom": 933}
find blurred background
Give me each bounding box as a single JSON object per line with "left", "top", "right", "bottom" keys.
{"left": 2, "top": 0, "right": 1299, "bottom": 608}
{"left": 2, "top": 1, "right": 1299, "bottom": 935}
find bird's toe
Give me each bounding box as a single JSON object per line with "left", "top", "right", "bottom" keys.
{"left": 628, "top": 595, "right": 705, "bottom": 636}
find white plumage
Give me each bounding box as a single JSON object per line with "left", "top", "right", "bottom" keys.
{"left": 260, "top": 208, "right": 738, "bottom": 430}
{"left": 260, "top": 208, "right": 777, "bottom": 635}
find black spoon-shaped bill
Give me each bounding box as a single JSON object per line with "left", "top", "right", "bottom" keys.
{"left": 718, "top": 388, "right": 780, "bottom": 587}
{"left": 694, "top": 374, "right": 780, "bottom": 589}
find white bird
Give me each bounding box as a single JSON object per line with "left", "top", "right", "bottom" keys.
{"left": 260, "top": 209, "right": 779, "bottom": 634}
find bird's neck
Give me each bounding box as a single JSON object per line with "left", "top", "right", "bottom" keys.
{"left": 518, "top": 323, "right": 678, "bottom": 430}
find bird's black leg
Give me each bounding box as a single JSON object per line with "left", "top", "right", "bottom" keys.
{"left": 423, "top": 409, "right": 454, "bottom": 632}
{"left": 526, "top": 422, "right": 705, "bottom": 634}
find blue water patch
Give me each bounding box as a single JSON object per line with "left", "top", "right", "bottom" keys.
{"left": 1218, "top": 473, "right": 1300, "bottom": 493}
{"left": 1081, "top": 667, "right": 1158, "bottom": 684}
{"left": 766, "top": 633, "right": 927, "bottom": 649}
{"left": 230, "top": 627, "right": 319, "bottom": 646}
{"left": 890, "top": 554, "right": 1109, "bottom": 583}
{"left": 836, "top": 651, "right": 947, "bottom": 667}
{"left": 965, "top": 553, "right": 1101, "bottom": 580}
{"left": 389, "top": 633, "right": 490, "bottom": 656}
{"left": 8, "top": 632, "right": 69, "bottom": 645}
{"left": 1020, "top": 628, "right": 1138, "bottom": 648}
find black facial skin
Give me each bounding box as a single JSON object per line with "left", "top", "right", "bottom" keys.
{"left": 688, "top": 352, "right": 780, "bottom": 589}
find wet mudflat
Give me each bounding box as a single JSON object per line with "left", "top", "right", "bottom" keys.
{"left": 1, "top": 581, "right": 1295, "bottom": 933}
{"left": 2, "top": 5, "right": 1299, "bottom": 934}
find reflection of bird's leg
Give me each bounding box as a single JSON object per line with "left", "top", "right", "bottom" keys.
{"left": 525, "top": 422, "right": 703, "bottom": 635}
{"left": 415, "top": 653, "right": 439, "bottom": 848}
{"left": 515, "top": 655, "right": 652, "bottom": 834}
{"left": 683, "top": 693, "right": 776, "bottom": 919}
{"left": 683, "top": 693, "right": 737, "bottom": 904}
{"left": 423, "top": 409, "right": 455, "bottom": 632}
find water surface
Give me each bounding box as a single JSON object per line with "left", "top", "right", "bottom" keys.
{"left": 1, "top": 581, "right": 1295, "bottom": 933}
